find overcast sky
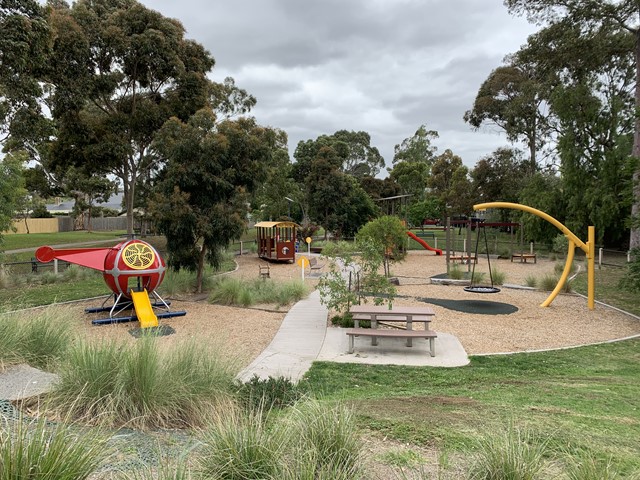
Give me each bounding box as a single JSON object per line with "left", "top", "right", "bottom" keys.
{"left": 141, "top": 0, "right": 538, "bottom": 175}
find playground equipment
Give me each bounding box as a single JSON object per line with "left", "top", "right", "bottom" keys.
{"left": 255, "top": 221, "right": 299, "bottom": 262}
{"left": 474, "top": 202, "right": 595, "bottom": 310}
{"left": 464, "top": 223, "right": 500, "bottom": 294}
{"left": 407, "top": 231, "right": 443, "bottom": 255}
{"left": 35, "top": 239, "right": 186, "bottom": 327}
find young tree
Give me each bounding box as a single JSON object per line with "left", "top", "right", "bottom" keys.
{"left": 357, "top": 215, "right": 407, "bottom": 277}
{"left": 149, "top": 110, "right": 282, "bottom": 292}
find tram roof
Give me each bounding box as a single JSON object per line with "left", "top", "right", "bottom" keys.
{"left": 254, "top": 221, "right": 300, "bottom": 228}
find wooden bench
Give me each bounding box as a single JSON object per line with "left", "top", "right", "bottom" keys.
{"left": 449, "top": 255, "right": 477, "bottom": 264}
{"left": 309, "top": 257, "right": 325, "bottom": 273}
{"left": 511, "top": 253, "right": 537, "bottom": 264}
{"left": 346, "top": 328, "right": 437, "bottom": 356}
{"left": 258, "top": 264, "right": 270, "bottom": 279}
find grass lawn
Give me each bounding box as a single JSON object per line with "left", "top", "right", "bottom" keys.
{"left": 0, "top": 230, "right": 126, "bottom": 252}
{"left": 303, "top": 260, "right": 640, "bottom": 474}
{"left": 305, "top": 339, "right": 640, "bottom": 473}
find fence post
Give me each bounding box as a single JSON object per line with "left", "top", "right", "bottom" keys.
{"left": 530, "top": 242, "right": 534, "bottom": 254}
{"left": 239, "top": 241, "right": 243, "bottom": 256}
{"left": 628, "top": 250, "right": 632, "bottom": 263}
{"left": 54, "top": 258, "right": 59, "bottom": 275}
{"left": 598, "top": 248, "right": 603, "bottom": 270}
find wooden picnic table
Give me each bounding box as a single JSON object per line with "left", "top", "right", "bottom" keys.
{"left": 348, "top": 305, "right": 436, "bottom": 351}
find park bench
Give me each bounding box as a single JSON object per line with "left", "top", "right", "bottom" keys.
{"left": 511, "top": 253, "right": 537, "bottom": 264}
{"left": 258, "top": 264, "right": 270, "bottom": 279}
{"left": 346, "top": 328, "right": 437, "bottom": 356}
{"left": 449, "top": 254, "right": 477, "bottom": 264}
{"left": 309, "top": 257, "right": 325, "bottom": 273}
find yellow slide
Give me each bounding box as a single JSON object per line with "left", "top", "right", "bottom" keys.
{"left": 130, "top": 289, "right": 158, "bottom": 328}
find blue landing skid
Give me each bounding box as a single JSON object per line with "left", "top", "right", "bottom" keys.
{"left": 91, "top": 310, "right": 187, "bottom": 326}
{"left": 85, "top": 301, "right": 171, "bottom": 314}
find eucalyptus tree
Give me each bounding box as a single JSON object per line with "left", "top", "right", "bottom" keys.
{"left": 428, "top": 149, "right": 473, "bottom": 216}
{"left": 515, "top": 17, "right": 636, "bottom": 245}
{"left": 504, "top": 0, "right": 640, "bottom": 249}
{"left": 44, "top": 0, "right": 216, "bottom": 235}
{"left": 0, "top": 0, "right": 51, "bottom": 147}
{"left": 0, "top": 154, "right": 27, "bottom": 243}
{"left": 464, "top": 63, "right": 549, "bottom": 172}
{"left": 150, "top": 110, "right": 282, "bottom": 292}
{"left": 293, "top": 130, "right": 385, "bottom": 181}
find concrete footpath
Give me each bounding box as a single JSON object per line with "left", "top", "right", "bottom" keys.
{"left": 237, "top": 290, "right": 329, "bottom": 382}
{"left": 237, "top": 290, "right": 469, "bottom": 383}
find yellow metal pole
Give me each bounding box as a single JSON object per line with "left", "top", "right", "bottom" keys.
{"left": 587, "top": 226, "right": 595, "bottom": 309}
{"left": 473, "top": 201, "right": 595, "bottom": 310}
{"left": 541, "top": 241, "right": 575, "bottom": 307}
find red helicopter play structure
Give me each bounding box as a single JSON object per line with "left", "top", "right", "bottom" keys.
{"left": 35, "top": 239, "right": 186, "bottom": 328}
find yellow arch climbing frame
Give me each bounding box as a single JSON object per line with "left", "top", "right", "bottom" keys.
{"left": 474, "top": 202, "right": 595, "bottom": 310}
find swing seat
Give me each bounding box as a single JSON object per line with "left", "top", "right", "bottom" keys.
{"left": 464, "top": 286, "right": 501, "bottom": 294}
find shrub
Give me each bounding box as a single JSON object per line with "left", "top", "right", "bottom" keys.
{"left": 0, "top": 307, "right": 72, "bottom": 371}
{"left": 449, "top": 264, "right": 464, "bottom": 280}
{"left": 554, "top": 261, "right": 576, "bottom": 276}
{"left": 236, "top": 375, "right": 307, "bottom": 411}
{"left": 491, "top": 268, "right": 506, "bottom": 286}
{"left": 540, "top": 274, "right": 559, "bottom": 292}
{"left": 524, "top": 275, "right": 538, "bottom": 288}
{"left": 467, "top": 426, "right": 549, "bottom": 480}
{"left": 52, "top": 336, "right": 237, "bottom": 429}
{"left": 620, "top": 247, "right": 640, "bottom": 293}
{"left": 0, "top": 414, "right": 109, "bottom": 479}
{"left": 552, "top": 234, "right": 568, "bottom": 254}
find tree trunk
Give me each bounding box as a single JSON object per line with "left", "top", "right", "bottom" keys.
{"left": 125, "top": 178, "right": 135, "bottom": 236}
{"left": 196, "top": 244, "right": 207, "bottom": 294}
{"left": 631, "top": 30, "right": 640, "bottom": 251}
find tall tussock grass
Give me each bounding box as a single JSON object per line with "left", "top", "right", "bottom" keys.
{"left": 0, "top": 307, "right": 73, "bottom": 371}
{"left": 198, "top": 399, "right": 365, "bottom": 479}
{"left": 209, "top": 277, "right": 309, "bottom": 307}
{"left": 51, "top": 335, "right": 238, "bottom": 429}
{"left": 467, "top": 425, "right": 549, "bottom": 480}
{"left": 0, "top": 413, "right": 109, "bottom": 479}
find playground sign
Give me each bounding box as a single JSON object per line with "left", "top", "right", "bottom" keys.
{"left": 297, "top": 255, "right": 309, "bottom": 280}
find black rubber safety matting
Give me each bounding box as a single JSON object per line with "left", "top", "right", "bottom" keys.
{"left": 128, "top": 325, "right": 176, "bottom": 338}
{"left": 417, "top": 297, "right": 519, "bottom": 315}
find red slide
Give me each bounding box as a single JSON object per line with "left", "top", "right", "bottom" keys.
{"left": 407, "top": 231, "right": 443, "bottom": 255}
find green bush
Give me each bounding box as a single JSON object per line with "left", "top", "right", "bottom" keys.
{"left": 52, "top": 336, "right": 237, "bottom": 429}
{"left": 0, "top": 307, "right": 72, "bottom": 371}
{"left": 621, "top": 247, "right": 640, "bottom": 293}
{"left": 552, "top": 234, "right": 569, "bottom": 254}
{"left": 554, "top": 261, "right": 576, "bottom": 276}
{"left": 0, "top": 414, "right": 108, "bottom": 479}
{"left": 236, "top": 375, "right": 307, "bottom": 411}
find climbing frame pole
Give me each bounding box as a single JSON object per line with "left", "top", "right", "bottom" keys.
{"left": 474, "top": 202, "right": 595, "bottom": 310}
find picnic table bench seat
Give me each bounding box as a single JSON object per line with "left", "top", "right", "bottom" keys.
{"left": 346, "top": 328, "right": 437, "bottom": 356}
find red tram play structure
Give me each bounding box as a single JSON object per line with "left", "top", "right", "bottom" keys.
{"left": 35, "top": 239, "right": 186, "bottom": 328}
{"left": 255, "top": 221, "right": 299, "bottom": 262}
